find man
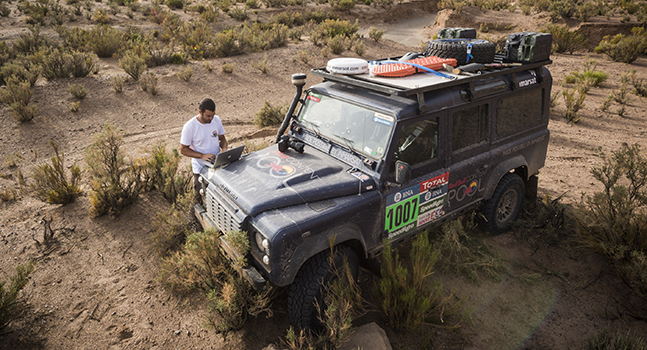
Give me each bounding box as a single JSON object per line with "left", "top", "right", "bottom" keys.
{"left": 180, "top": 98, "right": 228, "bottom": 204}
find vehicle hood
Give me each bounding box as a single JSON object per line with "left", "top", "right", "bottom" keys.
{"left": 202, "top": 145, "right": 376, "bottom": 216}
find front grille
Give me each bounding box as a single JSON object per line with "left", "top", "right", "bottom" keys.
{"left": 205, "top": 186, "right": 245, "bottom": 233}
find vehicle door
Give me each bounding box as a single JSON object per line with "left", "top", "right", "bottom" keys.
{"left": 381, "top": 114, "right": 450, "bottom": 243}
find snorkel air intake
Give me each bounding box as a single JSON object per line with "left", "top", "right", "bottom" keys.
{"left": 276, "top": 73, "right": 307, "bottom": 143}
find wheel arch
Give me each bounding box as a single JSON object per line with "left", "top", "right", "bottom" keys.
{"left": 276, "top": 225, "right": 367, "bottom": 287}
{"left": 484, "top": 155, "right": 528, "bottom": 200}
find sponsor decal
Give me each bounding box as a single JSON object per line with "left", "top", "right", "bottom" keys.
{"left": 255, "top": 150, "right": 321, "bottom": 180}
{"left": 385, "top": 172, "right": 450, "bottom": 239}
{"left": 502, "top": 134, "right": 547, "bottom": 156}
{"left": 307, "top": 93, "right": 321, "bottom": 102}
{"left": 373, "top": 113, "right": 394, "bottom": 127}
{"left": 211, "top": 130, "right": 219, "bottom": 138}
{"left": 350, "top": 171, "right": 370, "bottom": 182}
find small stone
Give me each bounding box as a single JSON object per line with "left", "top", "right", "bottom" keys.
{"left": 186, "top": 330, "right": 190, "bottom": 336}
{"left": 174, "top": 330, "right": 180, "bottom": 336}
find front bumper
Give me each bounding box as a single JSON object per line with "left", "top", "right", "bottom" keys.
{"left": 194, "top": 203, "right": 267, "bottom": 291}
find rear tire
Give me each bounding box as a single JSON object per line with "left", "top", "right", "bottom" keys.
{"left": 482, "top": 173, "right": 525, "bottom": 234}
{"left": 288, "top": 245, "right": 359, "bottom": 330}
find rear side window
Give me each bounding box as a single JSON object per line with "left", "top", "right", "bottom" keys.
{"left": 452, "top": 104, "right": 488, "bottom": 152}
{"left": 496, "top": 88, "right": 543, "bottom": 138}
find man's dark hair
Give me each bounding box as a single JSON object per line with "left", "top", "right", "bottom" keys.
{"left": 199, "top": 98, "right": 216, "bottom": 113}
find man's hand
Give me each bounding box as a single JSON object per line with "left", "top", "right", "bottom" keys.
{"left": 201, "top": 153, "right": 216, "bottom": 163}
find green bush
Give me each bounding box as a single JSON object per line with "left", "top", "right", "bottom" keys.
{"left": 254, "top": 101, "right": 287, "bottom": 127}
{"left": 329, "top": 0, "right": 355, "bottom": 11}
{"left": 146, "top": 141, "right": 192, "bottom": 204}
{"left": 69, "top": 51, "right": 98, "bottom": 77}
{"left": 140, "top": 72, "right": 158, "bottom": 95}
{"left": 562, "top": 87, "right": 586, "bottom": 123}
{"left": 221, "top": 62, "right": 235, "bottom": 73}
{"left": 627, "top": 69, "right": 647, "bottom": 97}
{"left": 32, "top": 140, "right": 82, "bottom": 204}
{"left": 270, "top": 11, "right": 305, "bottom": 27}
{"left": 594, "top": 27, "right": 647, "bottom": 64}
{"left": 119, "top": 51, "right": 147, "bottom": 81}
{"left": 564, "top": 59, "right": 608, "bottom": 90}
{"left": 111, "top": 75, "right": 125, "bottom": 92}
{"left": 543, "top": 24, "right": 587, "bottom": 54}
{"left": 151, "top": 192, "right": 194, "bottom": 257}
{"left": 548, "top": 0, "right": 577, "bottom": 21}
{"left": 158, "top": 228, "right": 272, "bottom": 334}
{"left": 0, "top": 61, "right": 40, "bottom": 87}
{"left": 368, "top": 27, "right": 384, "bottom": 42}
{"left": 166, "top": 0, "right": 184, "bottom": 8}
{"left": 353, "top": 40, "right": 366, "bottom": 56}
{"left": 68, "top": 83, "right": 88, "bottom": 99}
{"left": 85, "top": 124, "right": 147, "bottom": 218}
{"left": 374, "top": 234, "right": 467, "bottom": 330}
{"left": 229, "top": 7, "right": 247, "bottom": 21}
{"left": 87, "top": 24, "right": 125, "bottom": 58}
{"left": 0, "top": 76, "right": 37, "bottom": 122}
{"left": 251, "top": 54, "right": 269, "bottom": 74}
{"left": 177, "top": 66, "right": 193, "bottom": 81}
{"left": 12, "top": 25, "right": 49, "bottom": 55}
{"left": 0, "top": 261, "right": 35, "bottom": 331}
{"left": 327, "top": 35, "right": 346, "bottom": 54}
{"left": 578, "top": 144, "right": 647, "bottom": 298}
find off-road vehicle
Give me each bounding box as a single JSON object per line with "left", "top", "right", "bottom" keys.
{"left": 194, "top": 53, "right": 553, "bottom": 329}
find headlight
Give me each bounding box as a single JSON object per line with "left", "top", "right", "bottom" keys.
{"left": 255, "top": 231, "right": 269, "bottom": 251}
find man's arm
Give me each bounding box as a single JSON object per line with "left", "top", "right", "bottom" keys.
{"left": 219, "top": 135, "right": 228, "bottom": 151}
{"left": 180, "top": 144, "right": 216, "bottom": 162}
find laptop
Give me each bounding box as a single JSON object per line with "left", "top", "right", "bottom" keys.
{"left": 200, "top": 145, "right": 245, "bottom": 168}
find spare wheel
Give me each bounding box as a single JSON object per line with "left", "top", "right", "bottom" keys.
{"left": 425, "top": 39, "right": 496, "bottom": 65}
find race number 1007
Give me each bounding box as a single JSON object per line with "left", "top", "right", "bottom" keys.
{"left": 385, "top": 197, "right": 418, "bottom": 232}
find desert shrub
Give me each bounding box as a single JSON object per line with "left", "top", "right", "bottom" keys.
{"left": 543, "top": 24, "right": 587, "bottom": 54}
{"left": 87, "top": 24, "right": 126, "bottom": 58}
{"left": 594, "top": 27, "right": 647, "bottom": 64}
{"left": 32, "top": 140, "right": 82, "bottom": 204}
{"left": 578, "top": 144, "right": 647, "bottom": 298}
{"left": 0, "top": 261, "right": 35, "bottom": 331}
{"left": 245, "top": 0, "right": 259, "bottom": 8}
{"left": 166, "top": 0, "right": 184, "bottom": 9}
{"left": 140, "top": 72, "right": 158, "bottom": 95}
{"left": 151, "top": 192, "right": 194, "bottom": 257}
{"left": 327, "top": 35, "right": 346, "bottom": 54}
{"left": 146, "top": 141, "right": 192, "bottom": 204}
{"left": 251, "top": 54, "right": 269, "bottom": 74}
{"left": 158, "top": 228, "right": 273, "bottom": 334}
{"left": 68, "top": 83, "right": 88, "bottom": 99}
{"left": 288, "top": 27, "right": 303, "bottom": 43}
{"left": 229, "top": 7, "right": 247, "bottom": 21}
{"left": 310, "top": 19, "right": 359, "bottom": 43}
{"left": 12, "top": 25, "right": 48, "bottom": 55}
{"left": 564, "top": 58, "right": 608, "bottom": 91}
{"left": 586, "top": 328, "right": 646, "bottom": 350}
{"left": 93, "top": 9, "right": 110, "bottom": 23}
{"left": 296, "top": 50, "right": 309, "bottom": 63}
{"left": 199, "top": 6, "right": 218, "bottom": 22}
{"left": 0, "top": 61, "right": 40, "bottom": 87}
{"left": 430, "top": 214, "right": 506, "bottom": 281}
{"left": 304, "top": 9, "right": 338, "bottom": 23}
{"left": 627, "top": 69, "right": 647, "bottom": 97}
{"left": 254, "top": 101, "right": 287, "bottom": 127}
{"left": 69, "top": 51, "right": 98, "bottom": 77}
{"left": 177, "top": 66, "right": 193, "bottom": 81}
{"left": 577, "top": 2, "right": 597, "bottom": 22}
{"left": 111, "top": 75, "right": 125, "bottom": 92}
{"left": 329, "top": 0, "right": 355, "bottom": 12}
{"left": 84, "top": 123, "right": 147, "bottom": 218}
{"left": 0, "top": 76, "right": 37, "bottom": 122}
{"left": 353, "top": 40, "right": 366, "bottom": 56}
{"left": 70, "top": 101, "right": 80, "bottom": 112}
{"left": 170, "top": 52, "right": 187, "bottom": 64}
{"left": 562, "top": 87, "right": 586, "bottom": 123}
{"left": 368, "top": 27, "right": 384, "bottom": 42}
{"left": 437, "top": 0, "right": 463, "bottom": 12}
{"left": 178, "top": 21, "right": 217, "bottom": 58}
{"left": 270, "top": 11, "right": 305, "bottom": 27}
{"left": 517, "top": 193, "right": 572, "bottom": 244}
{"left": 0, "top": 188, "right": 17, "bottom": 202}
{"left": 119, "top": 51, "right": 147, "bottom": 81}
{"left": 549, "top": 0, "right": 577, "bottom": 21}
{"left": 221, "top": 62, "right": 235, "bottom": 73}
{"left": 374, "top": 234, "right": 467, "bottom": 330}
{"left": 40, "top": 48, "right": 73, "bottom": 80}
{"left": 263, "top": 0, "right": 288, "bottom": 7}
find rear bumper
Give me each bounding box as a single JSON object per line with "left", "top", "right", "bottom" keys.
{"left": 194, "top": 203, "right": 267, "bottom": 291}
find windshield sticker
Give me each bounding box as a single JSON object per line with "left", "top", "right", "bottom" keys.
{"left": 364, "top": 146, "right": 372, "bottom": 154}
{"left": 307, "top": 93, "right": 321, "bottom": 102}
{"left": 385, "top": 172, "right": 449, "bottom": 239}
{"left": 376, "top": 147, "right": 384, "bottom": 156}
{"left": 331, "top": 146, "right": 363, "bottom": 168}
{"left": 373, "top": 113, "right": 393, "bottom": 127}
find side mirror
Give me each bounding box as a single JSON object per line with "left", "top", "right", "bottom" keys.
{"left": 395, "top": 160, "right": 411, "bottom": 185}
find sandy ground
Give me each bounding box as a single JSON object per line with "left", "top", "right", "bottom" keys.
{"left": 1, "top": 1, "right": 647, "bottom": 349}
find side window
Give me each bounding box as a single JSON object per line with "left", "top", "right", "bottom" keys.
{"left": 452, "top": 104, "right": 488, "bottom": 152}
{"left": 496, "top": 88, "right": 543, "bottom": 138}
{"left": 393, "top": 118, "right": 438, "bottom": 169}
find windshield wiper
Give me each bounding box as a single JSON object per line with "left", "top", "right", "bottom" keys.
{"left": 332, "top": 133, "right": 364, "bottom": 159}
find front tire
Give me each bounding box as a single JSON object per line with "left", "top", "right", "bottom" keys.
{"left": 288, "top": 245, "right": 359, "bottom": 330}
{"left": 482, "top": 173, "right": 525, "bottom": 234}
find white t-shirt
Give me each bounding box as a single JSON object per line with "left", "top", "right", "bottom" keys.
{"left": 180, "top": 114, "right": 226, "bottom": 174}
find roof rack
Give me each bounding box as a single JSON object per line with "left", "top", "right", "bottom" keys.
{"left": 311, "top": 59, "right": 552, "bottom": 113}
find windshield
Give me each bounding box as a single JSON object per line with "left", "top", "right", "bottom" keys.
{"left": 297, "top": 92, "right": 394, "bottom": 159}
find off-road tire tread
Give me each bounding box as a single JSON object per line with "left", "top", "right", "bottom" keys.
{"left": 482, "top": 173, "right": 524, "bottom": 235}
{"left": 426, "top": 39, "right": 496, "bottom": 65}
{"left": 288, "top": 245, "right": 358, "bottom": 330}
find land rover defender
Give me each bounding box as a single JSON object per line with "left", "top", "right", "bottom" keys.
{"left": 194, "top": 56, "right": 553, "bottom": 329}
